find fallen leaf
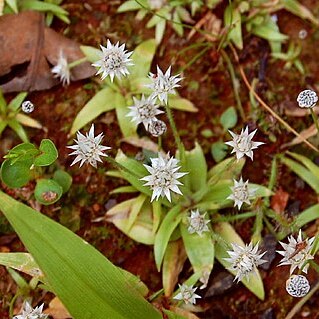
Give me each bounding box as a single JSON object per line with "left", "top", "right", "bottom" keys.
{"left": 44, "top": 297, "right": 72, "bottom": 319}
{"left": 281, "top": 124, "right": 317, "bottom": 148}
{"left": 270, "top": 188, "right": 289, "bottom": 214}
{"left": 0, "top": 11, "right": 95, "bottom": 93}
{"left": 121, "top": 136, "right": 160, "bottom": 153}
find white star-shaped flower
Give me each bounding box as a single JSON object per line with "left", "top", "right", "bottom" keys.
{"left": 68, "top": 124, "right": 111, "bottom": 168}
{"left": 51, "top": 50, "right": 70, "bottom": 86}
{"left": 225, "top": 126, "right": 264, "bottom": 161}
{"left": 174, "top": 284, "right": 201, "bottom": 305}
{"left": 227, "top": 177, "right": 255, "bottom": 210}
{"left": 140, "top": 152, "right": 187, "bottom": 202}
{"left": 92, "top": 40, "right": 133, "bottom": 82}
{"left": 126, "top": 95, "right": 163, "bottom": 130}
{"left": 224, "top": 242, "right": 267, "bottom": 283}
{"left": 277, "top": 230, "right": 315, "bottom": 274}
{"left": 286, "top": 275, "right": 310, "bottom": 298}
{"left": 297, "top": 89, "right": 318, "bottom": 108}
{"left": 13, "top": 302, "right": 48, "bottom": 319}
{"left": 187, "top": 209, "right": 210, "bottom": 236}
{"left": 146, "top": 65, "right": 182, "bottom": 104}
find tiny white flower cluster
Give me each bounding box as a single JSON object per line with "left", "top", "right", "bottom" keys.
{"left": 187, "top": 209, "right": 210, "bottom": 236}
{"left": 297, "top": 89, "right": 318, "bottom": 108}
{"left": 21, "top": 101, "right": 34, "bottom": 114}
{"left": 227, "top": 177, "right": 255, "bottom": 210}
{"left": 224, "top": 242, "right": 267, "bottom": 283}
{"left": 13, "top": 302, "right": 48, "bottom": 319}
{"left": 277, "top": 230, "right": 315, "bottom": 298}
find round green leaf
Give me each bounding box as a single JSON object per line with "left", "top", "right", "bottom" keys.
{"left": 211, "top": 141, "right": 228, "bottom": 162}
{"left": 0, "top": 159, "right": 33, "bottom": 188}
{"left": 34, "top": 179, "right": 63, "bottom": 205}
{"left": 34, "top": 139, "right": 58, "bottom": 167}
{"left": 53, "top": 170, "right": 72, "bottom": 194}
{"left": 220, "top": 106, "right": 237, "bottom": 131}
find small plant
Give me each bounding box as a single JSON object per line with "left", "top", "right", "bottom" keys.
{"left": 3, "top": 0, "right": 69, "bottom": 25}
{"left": 0, "top": 90, "right": 42, "bottom": 143}
{"left": 0, "top": 139, "right": 72, "bottom": 205}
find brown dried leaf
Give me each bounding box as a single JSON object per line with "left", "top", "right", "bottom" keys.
{"left": 44, "top": 297, "right": 72, "bottom": 319}
{"left": 281, "top": 124, "right": 317, "bottom": 148}
{"left": 270, "top": 188, "right": 289, "bottom": 214}
{"left": 0, "top": 11, "right": 95, "bottom": 93}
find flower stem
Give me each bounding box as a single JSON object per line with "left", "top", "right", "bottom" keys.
{"left": 158, "top": 136, "right": 162, "bottom": 151}
{"left": 68, "top": 57, "right": 87, "bottom": 69}
{"left": 310, "top": 108, "right": 319, "bottom": 135}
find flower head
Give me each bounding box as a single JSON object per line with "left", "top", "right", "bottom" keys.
{"left": 277, "top": 230, "right": 315, "bottom": 274}
{"left": 13, "top": 302, "right": 48, "bottom": 319}
{"left": 148, "top": 119, "right": 167, "bottom": 137}
{"left": 225, "top": 126, "right": 264, "bottom": 161}
{"left": 141, "top": 152, "right": 187, "bottom": 202}
{"left": 286, "top": 275, "right": 310, "bottom": 298}
{"left": 68, "top": 124, "right": 111, "bottom": 168}
{"left": 227, "top": 177, "right": 255, "bottom": 210}
{"left": 92, "top": 40, "right": 133, "bottom": 82}
{"left": 126, "top": 95, "right": 163, "bottom": 130}
{"left": 174, "top": 284, "right": 201, "bottom": 304}
{"left": 146, "top": 65, "right": 182, "bottom": 104}
{"left": 51, "top": 50, "right": 70, "bottom": 86}
{"left": 21, "top": 101, "right": 34, "bottom": 113}
{"left": 297, "top": 89, "right": 318, "bottom": 108}
{"left": 187, "top": 209, "right": 210, "bottom": 236}
{"left": 224, "top": 242, "right": 267, "bottom": 282}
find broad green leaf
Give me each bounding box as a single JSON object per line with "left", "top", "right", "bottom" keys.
{"left": 201, "top": 180, "right": 232, "bottom": 203}
{"left": 250, "top": 18, "right": 288, "bottom": 42}
{"left": 80, "top": 45, "right": 101, "bottom": 63}
{"left": 70, "top": 87, "right": 116, "bottom": 135}
{"left": 281, "top": 156, "right": 319, "bottom": 193}
{"left": 7, "top": 119, "right": 29, "bottom": 142}
{"left": 20, "top": 0, "right": 69, "bottom": 15}
{"left": 53, "top": 170, "right": 72, "bottom": 194}
{"left": 287, "top": 152, "right": 319, "bottom": 179}
{"left": 211, "top": 141, "right": 228, "bottom": 163}
{"left": 180, "top": 222, "right": 214, "bottom": 277}
{"left": 53, "top": 11, "right": 70, "bottom": 24}
{"left": 106, "top": 198, "right": 155, "bottom": 245}
{"left": 295, "top": 204, "right": 319, "bottom": 228}
{"left": 126, "top": 194, "right": 147, "bottom": 231}
{"left": 34, "top": 179, "right": 63, "bottom": 205}
{"left": 281, "top": 0, "right": 319, "bottom": 25}
{"left": 115, "top": 94, "right": 137, "bottom": 137}
{"left": 117, "top": 0, "right": 145, "bottom": 12}
{"left": 208, "top": 157, "right": 245, "bottom": 181}
{"left": 169, "top": 96, "right": 198, "bottom": 112}
{"left": 220, "top": 106, "right": 237, "bottom": 130}
{"left": 185, "top": 142, "right": 207, "bottom": 192}
{"left": 250, "top": 184, "right": 273, "bottom": 197}
{"left": 214, "top": 222, "right": 265, "bottom": 300}
{"left": 0, "top": 158, "right": 33, "bottom": 188}
{"left": 224, "top": 5, "right": 243, "bottom": 49}
{"left": 16, "top": 113, "right": 42, "bottom": 129}
{"left": 5, "top": 0, "right": 18, "bottom": 13}
{"left": 7, "top": 92, "right": 27, "bottom": 111}
{"left": 154, "top": 205, "right": 182, "bottom": 271}
{"left": 163, "top": 309, "right": 187, "bottom": 319}
{"left": 4, "top": 143, "right": 38, "bottom": 163}
{"left": 162, "top": 240, "right": 187, "bottom": 297}
{"left": 0, "top": 191, "right": 162, "bottom": 319}
{"left": 34, "top": 139, "right": 58, "bottom": 166}
{"left": 0, "top": 253, "right": 45, "bottom": 279}
{"left": 130, "top": 39, "right": 156, "bottom": 79}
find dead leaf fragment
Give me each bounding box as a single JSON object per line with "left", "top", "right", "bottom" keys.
{"left": 44, "top": 297, "right": 72, "bottom": 319}
{"left": 270, "top": 188, "right": 289, "bottom": 214}
{"left": 0, "top": 11, "right": 95, "bottom": 93}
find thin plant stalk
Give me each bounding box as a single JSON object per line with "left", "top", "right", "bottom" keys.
{"left": 310, "top": 108, "right": 319, "bottom": 136}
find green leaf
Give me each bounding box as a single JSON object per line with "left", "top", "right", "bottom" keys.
{"left": 53, "top": 170, "right": 72, "bottom": 194}
{"left": 126, "top": 194, "right": 147, "bottom": 231}
{"left": 214, "top": 222, "right": 265, "bottom": 300}
{"left": 211, "top": 141, "right": 228, "bottom": 163}
{"left": 208, "top": 157, "right": 245, "bottom": 181}
{"left": 34, "top": 139, "right": 58, "bottom": 166}
{"left": 0, "top": 89, "right": 7, "bottom": 114}
{"left": 70, "top": 87, "right": 116, "bottom": 135}
{"left": 0, "top": 159, "right": 33, "bottom": 188}
{"left": 169, "top": 95, "right": 198, "bottom": 112}
{"left": 281, "top": 156, "right": 319, "bottom": 194}
{"left": 7, "top": 119, "right": 29, "bottom": 142}
{"left": 34, "top": 179, "right": 63, "bottom": 205}
{"left": 5, "top": 0, "right": 18, "bottom": 13}
{"left": 0, "top": 252, "right": 45, "bottom": 279}
{"left": 295, "top": 204, "right": 319, "bottom": 228}
{"left": 117, "top": 0, "right": 145, "bottom": 12}
{"left": 106, "top": 198, "right": 155, "bottom": 245}
{"left": 20, "top": 0, "right": 69, "bottom": 16}
{"left": 250, "top": 18, "right": 288, "bottom": 42}
{"left": 287, "top": 152, "right": 319, "bottom": 178}
{"left": 16, "top": 113, "right": 42, "bottom": 129}
{"left": 7, "top": 92, "right": 27, "bottom": 111}
{"left": 154, "top": 205, "right": 182, "bottom": 271}
{"left": 220, "top": 106, "right": 237, "bottom": 130}
{"left": 80, "top": 45, "right": 101, "bottom": 63}
{"left": 224, "top": 5, "right": 243, "bottom": 49}
{"left": 110, "top": 186, "right": 137, "bottom": 194}
{"left": 129, "top": 39, "right": 157, "bottom": 80}
{"left": 0, "top": 191, "right": 162, "bottom": 319}
{"left": 4, "top": 143, "right": 38, "bottom": 163}
{"left": 185, "top": 142, "right": 207, "bottom": 192}
{"left": 180, "top": 221, "right": 214, "bottom": 277}
{"left": 163, "top": 309, "right": 188, "bottom": 319}
{"left": 155, "top": 19, "right": 166, "bottom": 44}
